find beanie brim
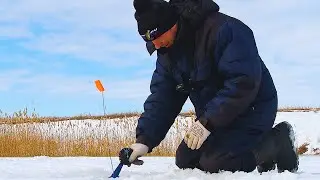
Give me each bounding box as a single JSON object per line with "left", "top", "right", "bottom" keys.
{"left": 134, "top": 0, "right": 179, "bottom": 42}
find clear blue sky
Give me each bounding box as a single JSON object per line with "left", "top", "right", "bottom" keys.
{"left": 0, "top": 0, "right": 319, "bottom": 116}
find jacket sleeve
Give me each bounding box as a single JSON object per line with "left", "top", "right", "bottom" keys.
{"left": 136, "top": 55, "right": 188, "bottom": 152}
{"left": 203, "top": 20, "right": 262, "bottom": 128}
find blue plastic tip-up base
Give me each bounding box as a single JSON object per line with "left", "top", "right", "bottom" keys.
{"left": 109, "top": 163, "right": 124, "bottom": 178}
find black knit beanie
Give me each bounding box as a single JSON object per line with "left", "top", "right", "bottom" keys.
{"left": 134, "top": 0, "right": 179, "bottom": 42}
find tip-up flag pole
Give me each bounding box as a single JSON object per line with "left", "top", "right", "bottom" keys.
{"left": 94, "top": 80, "right": 107, "bottom": 116}
{"left": 94, "top": 80, "right": 115, "bottom": 177}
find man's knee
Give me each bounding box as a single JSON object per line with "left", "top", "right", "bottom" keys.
{"left": 198, "top": 152, "right": 224, "bottom": 173}
{"left": 175, "top": 150, "right": 189, "bottom": 169}
{"left": 175, "top": 156, "right": 193, "bottom": 169}
{"left": 175, "top": 141, "right": 201, "bottom": 169}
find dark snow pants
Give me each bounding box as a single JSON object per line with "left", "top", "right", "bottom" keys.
{"left": 175, "top": 129, "right": 263, "bottom": 173}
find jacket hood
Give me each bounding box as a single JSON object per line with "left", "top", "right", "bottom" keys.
{"left": 171, "top": 0, "right": 219, "bottom": 29}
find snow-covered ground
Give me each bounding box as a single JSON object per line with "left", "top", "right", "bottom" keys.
{"left": 0, "top": 112, "right": 319, "bottom": 179}
{"left": 0, "top": 156, "right": 319, "bottom": 180}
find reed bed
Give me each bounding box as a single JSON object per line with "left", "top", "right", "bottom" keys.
{"left": 0, "top": 107, "right": 318, "bottom": 157}
{"left": 0, "top": 114, "right": 192, "bottom": 157}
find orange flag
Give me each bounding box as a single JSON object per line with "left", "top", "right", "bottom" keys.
{"left": 95, "top": 80, "right": 105, "bottom": 92}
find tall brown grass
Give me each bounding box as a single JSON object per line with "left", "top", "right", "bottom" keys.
{"left": 0, "top": 107, "right": 318, "bottom": 157}
{"left": 0, "top": 109, "right": 188, "bottom": 157}
{"left": 278, "top": 106, "right": 320, "bottom": 112}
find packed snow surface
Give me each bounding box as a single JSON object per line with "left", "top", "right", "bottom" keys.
{"left": 0, "top": 156, "right": 319, "bottom": 180}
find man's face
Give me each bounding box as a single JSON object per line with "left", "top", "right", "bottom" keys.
{"left": 152, "top": 23, "right": 178, "bottom": 49}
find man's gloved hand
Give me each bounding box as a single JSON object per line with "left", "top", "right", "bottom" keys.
{"left": 184, "top": 120, "right": 211, "bottom": 150}
{"left": 128, "top": 143, "right": 149, "bottom": 163}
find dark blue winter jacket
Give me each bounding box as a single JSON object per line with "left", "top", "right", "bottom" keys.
{"left": 136, "top": 0, "right": 278, "bottom": 152}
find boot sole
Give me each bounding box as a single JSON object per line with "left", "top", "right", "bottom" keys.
{"left": 276, "top": 121, "right": 299, "bottom": 173}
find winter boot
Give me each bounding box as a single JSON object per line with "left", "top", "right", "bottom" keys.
{"left": 252, "top": 121, "right": 299, "bottom": 173}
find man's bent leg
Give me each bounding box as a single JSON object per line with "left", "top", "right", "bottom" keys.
{"left": 175, "top": 141, "right": 202, "bottom": 169}
{"left": 196, "top": 128, "right": 265, "bottom": 173}
{"left": 199, "top": 150, "right": 257, "bottom": 173}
